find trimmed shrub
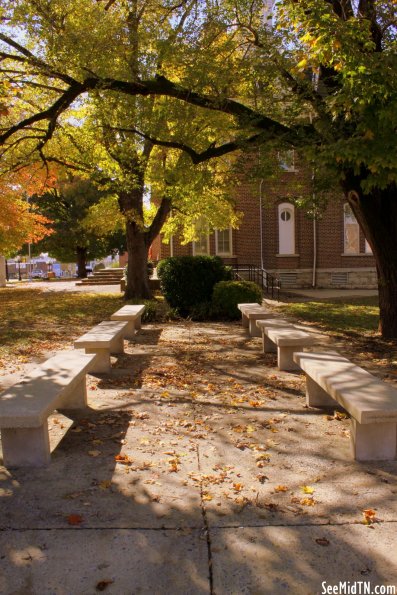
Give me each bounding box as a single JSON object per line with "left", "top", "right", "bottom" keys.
{"left": 211, "top": 280, "right": 262, "bottom": 320}
{"left": 125, "top": 298, "right": 170, "bottom": 322}
{"left": 157, "top": 256, "right": 230, "bottom": 317}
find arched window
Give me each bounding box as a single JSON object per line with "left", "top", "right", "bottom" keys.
{"left": 278, "top": 202, "right": 295, "bottom": 255}
{"left": 344, "top": 204, "right": 359, "bottom": 254}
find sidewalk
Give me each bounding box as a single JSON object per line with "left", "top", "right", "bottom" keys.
{"left": 0, "top": 321, "right": 396, "bottom": 594}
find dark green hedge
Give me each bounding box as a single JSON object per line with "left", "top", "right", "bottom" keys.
{"left": 211, "top": 280, "right": 262, "bottom": 319}
{"left": 157, "top": 256, "right": 231, "bottom": 317}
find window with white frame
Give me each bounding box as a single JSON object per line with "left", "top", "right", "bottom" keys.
{"left": 193, "top": 217, "right": 210, "bottom": 255}
{"left": 216, "top": 228, "right": 232, "bottom": 256}
{"left": 278, "top": 202, "right": 295, "bottom": 255}
{"left": 344, "top": 203, "right": 360, "bottom": 254}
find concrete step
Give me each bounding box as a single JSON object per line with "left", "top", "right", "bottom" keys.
{"left": 75, "top": 280, "right": 122, "bottom": 286}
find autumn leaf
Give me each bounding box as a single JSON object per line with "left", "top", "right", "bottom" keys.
{"left": 99, "top": 480, "right": 112, "bottom": 490}
{"left": 233, "top": 483, "right": 244, "bottom": 492}
{"left": 67, "top": 514, "right": 83, "bottom": 526}
{"left": 115, "top": 453, "right": 132, "bottom": 464}
{"left": 315, "top": 537, "right": 330, "bottom": 546}
{"left": 300, "top": 497, "right": 316, "bottom": 506}
{"left": 362, "top": 508, "right": 377, "bottom": 525}
{"left": 88, "top": 450, "right": 101, "bottom": 457}
{"left": 202, "top": 492, "right": 213, "bottom": 501}
{"left": 96, "top": 579, "right": 114, "bottom": 592}
{"left": 301, "top": 485, "right": 315, "bottom": 494}
{"left": 274, "top": 485, "right": 288, "bottom": 493}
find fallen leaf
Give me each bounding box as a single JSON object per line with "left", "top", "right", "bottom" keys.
{"left": 115, "top": 453, "right": 132, "bottom": 464}
{"left": 88, "top": 450, "right": 101, "bottom": 457}
{"left": 301, "top": 485, "right": 315, "bottom": 494}
{"left": 96, "top": 579, "right": 114, "bottom": 592}
{"left": 300, "top": 497, "right": 316, "bottom": 506}
{"left": 67, "top": 514, "right": 83, "bottom": 526}
{"left": 202, "top": 492, "right": 213, "bottom": 501}
{"left": 315, "top": 537, "right": 330, "bottom": 546}
{"left": 99, "top": 480, "right": 112, "bottom": 490}
{"left": 233, "top": 483, "right": 244, "bottom": 492}
{"left": 274, "top": 485, "right": 288, "bottom": 493}
{"left": 362, "top": 508, "right": 377, "bottom": 525}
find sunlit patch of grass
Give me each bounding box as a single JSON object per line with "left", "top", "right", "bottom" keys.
{"left": 277, "top": 296, "right": 379, "bottom": 336}
{"left": 0, "top": 288, "right": 125, "bottom": 365}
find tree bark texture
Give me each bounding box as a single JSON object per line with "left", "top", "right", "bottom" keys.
{"left": 76, "top": 246, "right": 88, "bottom": 278}
{"left": 344, "top": 177, "right": 397, "bottom": 338}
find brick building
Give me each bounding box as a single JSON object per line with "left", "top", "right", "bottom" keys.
{"left": 154, "top": 155, "right": 377, "bottom": 290}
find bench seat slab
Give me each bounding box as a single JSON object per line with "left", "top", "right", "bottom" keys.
{"left": 256, "top": 319, "right": 291, "bottom": 353}
{"left": 238, "top": 303, "right": 261, "bottom": 328}
{"left": 111, "top": 305, "right": 145, "bottom": 338}
{"left": 2, "top": 424, "right": 51, "bottom": 468}
{"left": 247, "top": 311, "right": 276, "bottom": 337}
{"left": 74, "top": 321, "right": 128, "bottom": 371}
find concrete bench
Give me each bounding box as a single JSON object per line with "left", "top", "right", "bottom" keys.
{"left": 293, "top": 350, "right": 397, "bottom": 461}
{"left": 256, "top": 319, "right": 292, "bottom": 353}
{"left": 264, "top": 326, "right": 317, "bottom": 371}
{"left": 74, "top": 320, "right": 128, "bottom": 373}
{"left": 0, "top": 351, "right": 97, "bottom": 468}
{"left": 110, "top": 304, "right": 145, "bottom": 339}
{"left": 237, "top": 304, "right": 276, "bottom": 337}
{"left": 237, "top": 303, "right": 261, "bottom": 328}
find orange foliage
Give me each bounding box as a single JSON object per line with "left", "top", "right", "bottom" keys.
{"left": 0, "top": 165, "right": 56, "bottom": 255}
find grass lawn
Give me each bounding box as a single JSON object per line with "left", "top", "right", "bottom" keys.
{"left": 0, "top": 287, "right": 126, "bottom": 368}
{"left": 277, "top": 296, "right": 380, "bottom": 336}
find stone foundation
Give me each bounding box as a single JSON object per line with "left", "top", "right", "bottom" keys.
{"left": 269, "top": 267, "right": 378, "bottom": 290}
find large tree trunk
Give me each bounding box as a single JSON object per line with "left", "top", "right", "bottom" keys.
{"left": 344, "top": 176, "right": 397, "bottom": 338}
{"left": 125, "top": 219, "right": 152, "bottom": 299}
{"left": 76, "top": 246, "right": 88, "bottom": 278}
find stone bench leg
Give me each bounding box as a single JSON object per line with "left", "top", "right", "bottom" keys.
{"left": 351, "top": 419, "right": 397, "bottom": 461}
{"left": 277, "top": 346, "right": 301, "bottom": 372}
{"left": 135, "top": 316, "right": 142, "bottom": 331}
{"left": 262, "top": 333, "right": 276, "bottom": 353}
{"left": 110, "top": 336, "right": 124, "bottom": 355}
{"left": 124, "top": 320, "right": 136, "bottom": 340}
{"left": 58, "top": 377, "right": 88, "bottom": 409}
{"left": 249, "top": 319, "right": 261, "bottom": 337}
{"left": 242, "top": 313, "right": 249, "bottom": 328}
{"left": 85, "top": 348, "right": 111, "bottom": 373}
{"left": 1, "top": 424, "right": 51, "bottom": 467}
{"left": 305, "top": 376, "right": 336, "bottom": 407}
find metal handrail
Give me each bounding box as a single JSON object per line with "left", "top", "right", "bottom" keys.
{"left": 231, "top": 264, "right": 281, "bottom": 300}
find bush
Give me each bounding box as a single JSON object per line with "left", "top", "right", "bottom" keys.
{"left": 157, "top": 256, "right": 230, "bottom": 317}
{"left": 211, "top": 280, "right": 262, "bottom": 320}
{"left": 125, "top": 298, "right": 170, "bottom": 322}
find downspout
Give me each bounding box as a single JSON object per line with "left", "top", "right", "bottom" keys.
{"left": 259, "top": 178, "right": 264, "bottom": 270}
{"left": 309, "top": 110, "right": 317, "bottom": 288}
{"left": 312, "top": 170, "right": 317, "bottom": 288}
{"left": 312, "top": 208, "right": 317, "bottom": 287}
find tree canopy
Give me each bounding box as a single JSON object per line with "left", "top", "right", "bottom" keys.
{"left": 1, "top": 0, "right": 397, "bottom": 332}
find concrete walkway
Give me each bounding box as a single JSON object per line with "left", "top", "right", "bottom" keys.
{"left": 0, "top": 321, "right": 396, "bottom": 594}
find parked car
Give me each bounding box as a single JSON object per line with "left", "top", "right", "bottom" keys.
{"left": 31, "top": 270, "right": 46, "bottom": 278}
